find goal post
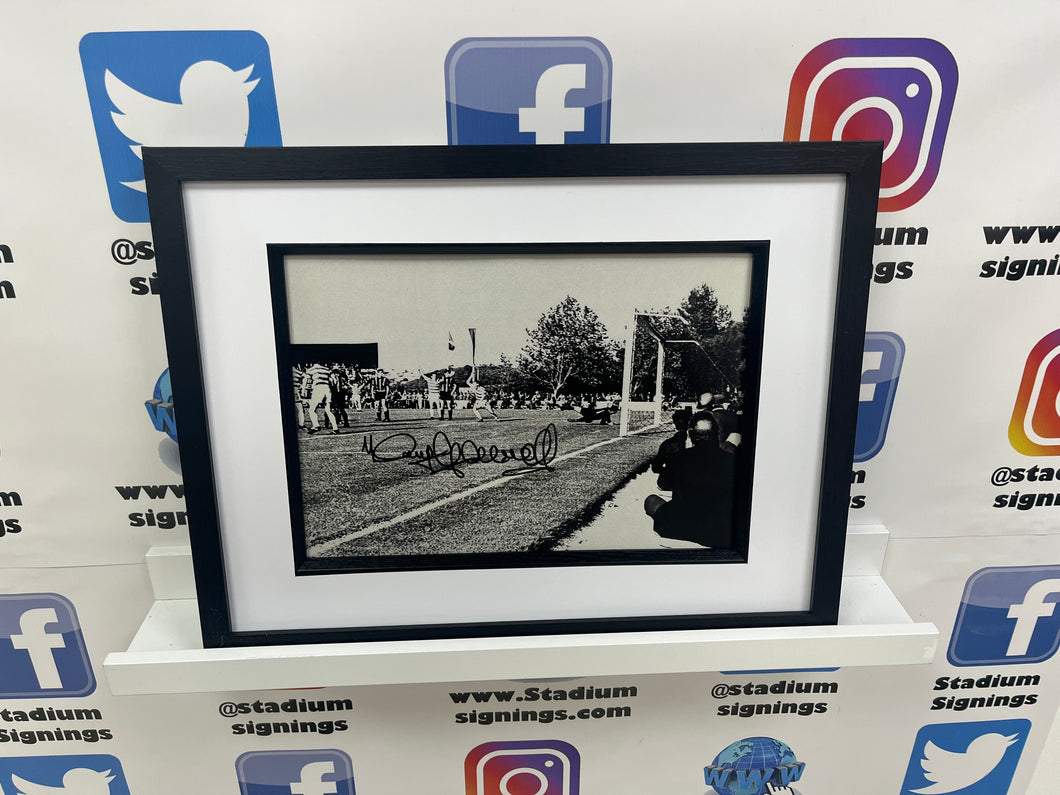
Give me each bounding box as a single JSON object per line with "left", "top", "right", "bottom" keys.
{"left": 619, "top": 311, "right": 740, "bottom": 437}
{"left": 619, "top": 313, "right": 667, "bottom": 436}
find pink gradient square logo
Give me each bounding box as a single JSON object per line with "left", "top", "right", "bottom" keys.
{"left": 1010, "top": 329, "right": 1060, "bottom": 456}
{"left": 465, "top": 740, "right": 579, "bottom": 795}
{"left": 784, "top": 38, "right": 957, "bottom": 212}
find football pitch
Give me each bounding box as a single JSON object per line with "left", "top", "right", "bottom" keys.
{"left": 297, "top": 408, "right": 667, "bottom": 558}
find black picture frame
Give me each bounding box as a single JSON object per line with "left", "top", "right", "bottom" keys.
{"left": 144, "top": 142, "right": 881, "bottom": 648}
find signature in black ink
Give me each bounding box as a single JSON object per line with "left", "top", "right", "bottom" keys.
{"left": 361, "top": 424, "right": 558, "bottom": 478}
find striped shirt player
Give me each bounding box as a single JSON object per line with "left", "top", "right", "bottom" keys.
{"left": 305, "top": 362, "right": 338, "bottom": 433}
{"left": 369, "top": 369, "right": 391, "bottom": 421}
{"left": 422, "top": 371, "right": 442, "bottom": 418}
{"left": 467, "top": 377, "right": 498, "bottom": 421}
{"left": 292, "top": 365, "right": 307, "bottom": 428}
{"left": 439, "top": 368, "right": 458, "bottom": 420}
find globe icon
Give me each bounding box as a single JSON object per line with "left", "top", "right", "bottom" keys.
{"left": 707, "top": 737, "right": 801, "bottom": 795}
{"left": 147, "top": 368, "right": 178, "bottom": 443}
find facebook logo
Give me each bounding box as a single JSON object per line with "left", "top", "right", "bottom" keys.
{"left": 0, "top": 594, "right": 95, "bottom": 698}
{"left": 237, "top": 750, "right": 355, "bottom": 795}
{"left": 949, "top": 565, "right": 1060, "bottom": 666}
{"left": 0, "top": 754, "right": 131, "bottom": 795}
{"left": 79, "top": 30, "right": 282, "bottom": 223}
{"left": 445, "top": 37, "right": 612, "bottom": 145}
{"left": 854, "top": 331, "right": 905, "bottom": 462}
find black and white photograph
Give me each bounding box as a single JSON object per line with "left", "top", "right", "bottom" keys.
{"left": 272, "top": 243, "right": 767, "bottom": 572}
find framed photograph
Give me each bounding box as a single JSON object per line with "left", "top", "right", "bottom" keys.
{"left": 145, "top": 142, "right": 881, "bottom": 647}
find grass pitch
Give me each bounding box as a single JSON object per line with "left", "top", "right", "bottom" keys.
{"left": 297, "top": 408, "right": 665, "bottom": 557}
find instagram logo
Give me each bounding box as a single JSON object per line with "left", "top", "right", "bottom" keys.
{"left": 784, "top": 38, "right": 958, "bottom": 212}
{"left": 1010, "top": 329, "right": 1060, "bottom": 456}
{"left": 465, "top": 740, "right": 579, "bottom": 795}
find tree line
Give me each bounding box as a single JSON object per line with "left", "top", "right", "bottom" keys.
{"left": 404, "top": 284, "right": 746, "bottom": 402}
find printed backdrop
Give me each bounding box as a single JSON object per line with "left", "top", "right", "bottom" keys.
{"left": 3, "top": 2, "right": 1060, "bottom": 793}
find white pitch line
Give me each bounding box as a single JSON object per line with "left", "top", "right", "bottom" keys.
{"left": 309, "top": 432, "right": 634, "bottom": 556}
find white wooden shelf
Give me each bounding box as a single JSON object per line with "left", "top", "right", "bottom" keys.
{"left": 103, "top": 526, "right": 937, "bottom": 695}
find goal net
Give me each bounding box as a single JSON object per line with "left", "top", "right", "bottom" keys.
{"left": 619, "top": 312, "right": 740, "bottom": 436}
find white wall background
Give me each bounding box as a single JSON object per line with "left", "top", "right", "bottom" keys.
{"left": 2, "top": 2, "right": 1059, "bottom": 793}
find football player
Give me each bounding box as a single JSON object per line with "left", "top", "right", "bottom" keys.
{"left": 439, "top": 366, "right": 458, "bottom": 421}
{"left": 466, "top": 373, "right": 499, "bottom": 422}
{"left": 369, "top": 368, "right": 391, "bottom": 421}
{"left": 305, "top": 361, "right": 338, "bottom": 434}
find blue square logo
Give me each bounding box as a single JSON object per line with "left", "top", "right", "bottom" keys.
{"left": 445, "top": 37, "right": 612, "bottom": 145}
{"left": 0, "top": 594, "right": 95, "bottom": 698}
{"left": 949, "top": 565, "right": 1060, "bottom": 666}
{"left": 900, "top": 720, "right": 1029, "bottom": 795}
{"left": 79, "top": 30, "right": 282, "bottom": 223}
{"left": 854, "top": 331, "right": 905, "bottom": 462}
{"left": 237, "top": 750, "right": 355, "bottom": 795}
{"left": 0, "top": 754, "right": 130, "bottom": 795}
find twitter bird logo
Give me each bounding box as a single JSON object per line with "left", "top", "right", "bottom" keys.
{"left": 913, "top": 732, "right": 1018, "bottom": 793}
{"left": 105, "top": 61, "right": 260, "bottom": 192}
{"left": 901, "top": 720, "right": 1030, "bottom": 795}
{"left": 12, "top": 767, "right": 115, "bottom": 795}
{"left": 80, "top": 30, "right": 282, "bottom": 222}
{"left": 0, "top": 757, "right": 130, "bottom": 795}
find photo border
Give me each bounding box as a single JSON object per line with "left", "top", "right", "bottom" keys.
{"left": 144, "top": 142, "right": 881, "bottom": 647}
